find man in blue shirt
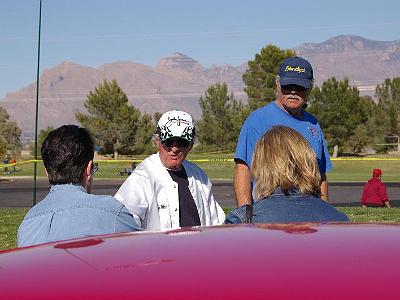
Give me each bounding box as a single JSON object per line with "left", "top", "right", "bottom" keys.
{"left": 17, "top": 125, "right": 139, "bottom": 247}
{"left": 234, "top": 56, "right": 332, "bottom": 206}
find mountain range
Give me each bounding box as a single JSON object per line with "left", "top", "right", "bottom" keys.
{"left": 2, "top": 35, "right": 400, "bottom": 138}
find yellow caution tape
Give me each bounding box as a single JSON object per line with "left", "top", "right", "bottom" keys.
{"left": 331, "top": 157, "right": 400, "bottom": 161}
{"left": 0, "top": 159, "right": 42, "bottom": 168}
{"left": 2, "top": 157, "right": 400, "bottom": 168}
{"left": 189, "top": 158, "right": 234, "bottom": 162}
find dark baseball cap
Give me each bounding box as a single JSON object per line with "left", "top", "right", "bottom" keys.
{"left": 279, "top": 56, "right": 314, "bottom": 89}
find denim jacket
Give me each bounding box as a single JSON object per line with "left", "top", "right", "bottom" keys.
{"left": 225, "top": 188, "right": 349, "bottom": 224}
{"left": 17, "top": 184, "right": 140, "bottom": 247}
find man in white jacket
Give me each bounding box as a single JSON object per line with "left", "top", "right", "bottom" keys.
{"left": 115, "top": 110, "right": 225, "bottom": 230}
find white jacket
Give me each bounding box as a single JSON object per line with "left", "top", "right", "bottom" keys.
{"left": 114, "top": 153, "right": 225, "bottom": 230}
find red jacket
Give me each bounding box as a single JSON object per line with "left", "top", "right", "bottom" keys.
{"left": 361, "top": 178, "right": 389, "bottom": 206}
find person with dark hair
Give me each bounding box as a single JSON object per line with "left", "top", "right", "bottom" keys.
{"left": 226, "top": 126, "right": 348, "bottom": 224}
{"left": 2, "top": 157, "right": 9, "bottom": 174}
{"left": 234, "top": 57, "right": 331, "bottom": 207}
{"left": 361, "top": 169, "right": 391, "bottom": 208}
{"left": 17, "top": 125, "right": 139, "bottom": 247}
{"left": 115, "top": 110, "right": 225, "bottom": 230}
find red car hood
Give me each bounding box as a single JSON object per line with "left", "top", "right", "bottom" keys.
{"left": 0, "top": 223, "right": 399, "bottom": 299}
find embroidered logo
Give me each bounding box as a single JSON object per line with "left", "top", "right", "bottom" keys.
{"left": 158, "top": 204, "right": 168, "bottom": 210}
{"left": 158, "top": 116, "right": 194, "bottom": 141}
{"left": 308, "top": 126, "right": 319, "bottom": 138}
{"left": 284, "top": 65, "right": 306, "bottom": 73}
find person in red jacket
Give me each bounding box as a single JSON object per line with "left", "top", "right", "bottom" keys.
{"left": 361, "top": 169, "right": 391, "bottom": 208}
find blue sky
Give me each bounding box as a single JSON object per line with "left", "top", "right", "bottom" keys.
{"left": 1, "top": 0, "right": 400, "bottom": 99}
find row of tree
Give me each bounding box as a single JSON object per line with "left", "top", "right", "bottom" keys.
{"left": 1, "top": 44, "right": 400, "bottom": 157}
{"left": 76, "top": 80, "right": 155, "bottom": 158}
{"left": 197, "top": 45, "right": 400, "bottom": 155}
{"left": 0, "top": 107, "right": 21, "bottom": 158}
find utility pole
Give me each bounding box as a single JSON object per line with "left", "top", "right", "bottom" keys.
{"left": 33, "top": 0, "right": 42, "bottom": 206}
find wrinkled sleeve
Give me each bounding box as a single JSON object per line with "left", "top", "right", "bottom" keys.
{"left": 224, "top": 206, "right": 247, "bottom": 224}
{"left": 114, "top": 174, "right": 153, "bottom": 228}
{"left": 235, "top": 117, "right": 252, "bottom": 166}
{"left": 319, "top": 126, "right": 332, "bottom": 173}
{"left": 17, "top": 214, "right": 51, "bottom": 247}
{"left": 115, "top": 206, "right": 142, "bottom": 232}
{"left": 190, "top": 163, "right": 225, "bottom": 226}
{"left": 207, "top": 178, "right": 225, "bottom": 225}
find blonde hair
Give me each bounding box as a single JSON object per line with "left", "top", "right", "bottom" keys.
{"left": 251, "top": 126, "right": 321, "bottom": 199}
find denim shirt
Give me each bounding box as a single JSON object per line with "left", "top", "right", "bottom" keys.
{"left": 225, "top": 188, "right": 349, "bottom": 224}
{"left": 17, "top": 184, "right": 140, "bottom": 247}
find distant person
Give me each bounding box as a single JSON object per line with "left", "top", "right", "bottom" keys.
{"left": 2, "top": 157, "right": 9, "bottom": 174}
{"left": 115, "top": 110, "right": 225, "bottom": 230}
{"left": 10, "top": 157, "right": 16, "bottom": 173}
{"left": 17, "top": 125, "right": 140, "bottom": 247}
{"left": 225, "top": 126, "right": 348, "bottom": 224}
{"left": 234, "top": 56, "right": 331, "bottom": 206}
{"left": 361, "top": 169, "right": 391, "bottom": 208}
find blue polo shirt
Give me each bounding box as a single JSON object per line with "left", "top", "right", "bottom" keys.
{"left": 235, "top": 101, "right": 332, "bottom": 174}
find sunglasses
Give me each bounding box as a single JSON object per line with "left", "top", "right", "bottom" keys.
{"left": 281, "top": 84, "right": 309, "bottom": 92}
{"left": 162, "top": 138, "right": 190, "bottom": 148}
{"left": 92, "top": 162, "right": 99, "bottom": 174}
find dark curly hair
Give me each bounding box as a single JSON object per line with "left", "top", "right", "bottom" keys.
{"left": 41, "top": 125, "right": 94, "bottom": 185}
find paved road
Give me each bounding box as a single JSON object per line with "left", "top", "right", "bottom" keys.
{"left": 1, "top": 177, "right": 400, "bottom": 208}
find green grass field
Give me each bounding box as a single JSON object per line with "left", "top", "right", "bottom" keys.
{"left": 2, "top": 155, "right": 400, "bottom": 251}
{"left": 2, "top": 207, "right": 400, "bottom": 251}
{"left": 0, "top": 208, "right": 29, "bottom": 250}
{"left": 5, "top": 155, "right": 400, "bottom": 181}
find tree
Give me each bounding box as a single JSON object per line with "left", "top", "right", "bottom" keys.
{"left": 307, "top": 78, "right": 371, "bottom": 154}
{"left": 153, "top": 112, "right": 162, "bottom": 125}
{"left": 132, "top": 113, "right": 156, "bottom": 154}
{"left": 243, "top": 45, "right": 295, "bottom": 111}
{"left": 30, "top": 127, "right": 54, "bottom": 156}
{"left": 345, "top": 96, "right": 384, "bottom": 154}
{"left": 375, "top": 77, "right": 400, "bottom": 151}
{"left": 0, "top": 107, "right": 21, "bottom": 158}
{"left": 76, "top": 80, "right": 154, "bottom": 157}
{"left": 196, "top": 82, "right": 248, "bottom": 150}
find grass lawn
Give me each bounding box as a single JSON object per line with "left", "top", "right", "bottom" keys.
{"left": 1, "top": 207, "right": 400, "bottom": 251}
{"left": 0, "top": 208, "right": 28, "bottom": 250}
{"left": 338, "top": 207, "right": 400, "bottom": 222}
{"left": 328, "top": 160, "right": 400, "bottom": 182}
{"left": 2, "top": 155, "right": 400, "bottom": 250}
{"left": 4, "top": 155, "right": 400, "bottom": 181}
{"left": 222, "top": 206, "right": 400, "bottom": 223}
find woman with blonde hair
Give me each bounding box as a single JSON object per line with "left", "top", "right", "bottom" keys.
{"left": 225, "top": 126, "right": 348, "bottom": 224}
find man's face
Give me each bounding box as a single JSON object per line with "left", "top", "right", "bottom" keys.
{"left": 276, "top": 81, "right": 310, "bottom": 117}
{"left": 156, "top": 137, "right": 193, "bottom": 170}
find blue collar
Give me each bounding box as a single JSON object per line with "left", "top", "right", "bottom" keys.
{"left": 271, "top": 187, "right": 302, "bottom": 197}
{"left": 50, "top": 184, "right": 86, "bottom": 193}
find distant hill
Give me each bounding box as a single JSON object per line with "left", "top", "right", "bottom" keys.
{"left": 1, "top": 54, "right": 246, "bottom": 139}
{"left": 1, "top": 35, "right": 400, "bottom": 138}
{"left": 295, "top": 35, "right": 400, "bottom": 87}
